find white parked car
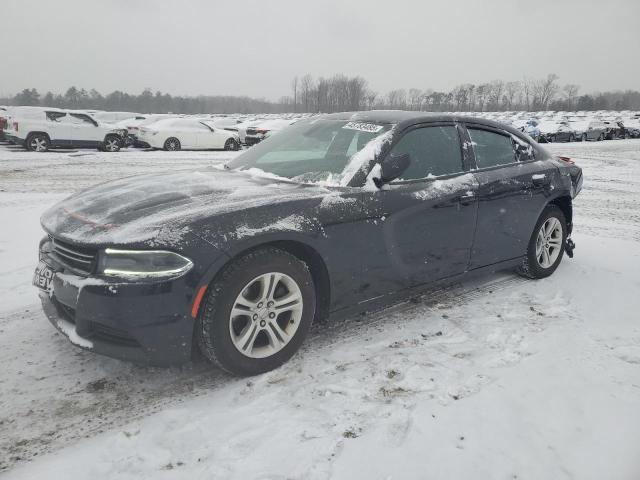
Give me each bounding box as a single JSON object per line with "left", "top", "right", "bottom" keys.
{"left": 9, "top": 109, "right": 128, "bottom": 152}
{"left": 137, "top": 117, "right": 241, "bottom": 151}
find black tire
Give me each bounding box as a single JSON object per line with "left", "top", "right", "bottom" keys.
{"left": 597, "top": 133, "right": 604, "bottom": 141}
{"left": 103, "top": 135, "right": 121, "bottom": 152}
{"left": 26, "top": 133, "right": 50, "bottom": 152}
{"left": 224, "top": 138, "right": 240, "bottom": 151}
{"left": 581, "top": 133, "right": 587, "bottom": 142}
{"left": 517, "top": 205, "right": 567, "bottom": 279}
{"left": 568, "top": 134, "right": 575, "bottom": 143}
{"left": 164, "top": 137, "right": 181, "bottom": 151}
{"left": 197, "top": 247, "right": 316, "bottom": 376}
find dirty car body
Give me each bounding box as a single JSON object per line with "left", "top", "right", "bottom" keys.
{"left": 36, "top": 112, "right": 583, "bottom": 367}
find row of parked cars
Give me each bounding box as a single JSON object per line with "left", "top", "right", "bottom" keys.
{"left": 1, "top": 106, "right": 639, "bottom": 153}
{"left": 469, "top": 110, "right": 640, "bottom": 143}
{"left": 0, "top": 106, "right": 308, "bottom": 153}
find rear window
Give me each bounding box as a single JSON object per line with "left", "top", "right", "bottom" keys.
{"left": 468, "top": 128, "right": 516, "bottom": 168}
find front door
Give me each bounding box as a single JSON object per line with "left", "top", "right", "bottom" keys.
{"left": 359, "top": 124, "right": 479, "bottom": 299}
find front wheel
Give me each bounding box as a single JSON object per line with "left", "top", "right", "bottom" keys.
{"left": 224, "top": 138, "right": 240, "bottom": 151}
{"left": 26, "top": 133, "right": 50, "bottom": 152}
{"left": 197, "top": 247, "right": 316, "bottom": 376}
{"left": 103, "top": 135, "right": 121, "bottom": 152}
{"left": 517, "top": 205, "right": 567, "bottom": 279}
{"left": 164, "top": 137, "right": 181, "bottom": 151}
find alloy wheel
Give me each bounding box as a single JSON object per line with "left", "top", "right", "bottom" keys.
{"left": 535, "top": 217, "right": 563, "bottom": 268}
{"left": 105, "top": 138, "right": 119, "bottom": 152}
{"left": 229, "top": 272, "right": 303, "bottom": 358}
{"left": 30, "top": 136, "right": 48, "bottom": 152}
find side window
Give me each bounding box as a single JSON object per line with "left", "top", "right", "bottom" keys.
{"left": 46, "top": 112, "right": 66, "bottom": 122}
{"left": 512, "top": 135, "right": 535, "bottom": 161}
{"left": 69, "top": 114, "right": 95, "bottom": 125}
{"left": 388, "top": 126, "right": 463, "bottom": 180}
{"left": 468, "top": 128, "right": 516, "bottom": 168}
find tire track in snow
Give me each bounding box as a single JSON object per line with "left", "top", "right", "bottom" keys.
{"left": 0, "top": 273, "right": 529, "bottom": 472}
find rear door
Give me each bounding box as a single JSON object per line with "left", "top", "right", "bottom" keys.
{"left": 464, "top": 123, "right": 558, "bottom": 269}
{"left": 175, "top": 120, "right": 198, "bottom": 149}
{"left": 196, "top": 122, "right": 227, "bottom": 149}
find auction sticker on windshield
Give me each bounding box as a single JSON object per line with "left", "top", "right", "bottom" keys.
{"left": 33, "top": 261, "right": 54, "bottom": 291}
{"left": 342, "top": 122, "right": 384, "bottom": 133}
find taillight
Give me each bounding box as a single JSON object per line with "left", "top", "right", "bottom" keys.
{"left": 557, "top": 155, "right": 575, "bottom": 165}
{"left": 13, "top": 122, "right": 18, "bottom": 132}
{"left": 256, "top": 129, "right": 268, "bottom": 135}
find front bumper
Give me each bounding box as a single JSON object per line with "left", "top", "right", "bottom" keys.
{"left": 38, "top": 258, "right": 197, "bottom": 366}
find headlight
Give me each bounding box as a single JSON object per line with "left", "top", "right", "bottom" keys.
{"left": 97, "top": 248, "right": 193, "bottom": 279}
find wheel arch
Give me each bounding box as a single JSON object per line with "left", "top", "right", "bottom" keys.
{"left": 548, "top": 195, "right": 572, "bottom": 233}
{"left": 26, "top": 131, "right": 51, "bottom": 141}
{"left": 190, "top": 237, "right": 332, "bottom": 358}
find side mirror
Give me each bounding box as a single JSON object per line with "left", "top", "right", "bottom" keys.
{"left": 374, "top": 153, "right": 411, "bottom": 188}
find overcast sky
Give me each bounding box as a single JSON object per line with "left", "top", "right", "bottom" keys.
{"left": 1, "top": 0, "right": 638, "bottom": 99}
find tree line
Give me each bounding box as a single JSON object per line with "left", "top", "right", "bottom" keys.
{"left": 3, "top": 74, "right": 640, "bottom": 114}
{"left": 285, "top": 73, "right": 640, "bottom": 112}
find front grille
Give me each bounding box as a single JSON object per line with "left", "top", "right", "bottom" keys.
{"left": 50, "top": 237, "right": 97, "bottom": 274}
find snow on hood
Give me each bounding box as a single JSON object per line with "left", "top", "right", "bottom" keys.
{"left": 41, "top": 167, "right": 333, "bottom": 246}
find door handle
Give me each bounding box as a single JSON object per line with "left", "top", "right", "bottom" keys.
{"left": 532, "top": 175, "right": 550, "bottom": 187}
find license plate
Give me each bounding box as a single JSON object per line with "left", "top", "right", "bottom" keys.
{"left": 33, "top": 261, "right": 55, "bottom": 291}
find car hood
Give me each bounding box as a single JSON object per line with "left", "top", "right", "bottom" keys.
{"left": 41, "top": 167, "right": 333, "bottom": 247}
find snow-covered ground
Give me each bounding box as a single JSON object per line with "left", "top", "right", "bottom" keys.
{"left": 1, "top": 141, "right": 639, "bottom": 479}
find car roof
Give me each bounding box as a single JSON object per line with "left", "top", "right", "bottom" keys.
{"left": 321, "top": 110, "right": 515, "bottom": 131}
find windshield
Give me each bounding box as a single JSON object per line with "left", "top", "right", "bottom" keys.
{"left": 226, "top": 118, "right": 393, "bottom": 183}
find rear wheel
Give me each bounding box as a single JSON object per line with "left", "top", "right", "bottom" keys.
{"left": 103, "top": 135, "right": 121, "bottom": 152}
{"left": 224, "top": 138, "right": 240, "bottom": 151}
{"left": 26, "top": 133, "right": 50, "bottom": 152}
{"left": 568, "top": 134, "right": 575, "bottom": 142}
{"left": 197, "top": 247, "right": 316, "bottom": 376}
{"left": 164, "top": 137, "right": 181, "bottom": 151}
{"left": 581, "top": 133, "right": 588, "bottom": 142}
{"left": 517, "top": 205, "right": 567, "bottom": 279}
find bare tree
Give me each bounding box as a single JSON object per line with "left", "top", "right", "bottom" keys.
{"left": 504, "top": 81, "right": 521, "bottom": 109}
{"left": 563, "top": 84, "right": 580, "bottom": 110}
{"left": 300, "top": 74, "right": 315, "bottom": 112}
{"left": 533, "top": 73, "right": 560, "bottom": 110}
{"left": 408, "top": 88, "right": 423, "bottom": 111}
{"left": 291, "top": 76, "right": 299, "bottom": 113}
{"left": 387, "top": 89, "right": 407, "bottom": 109}
{"left": 488, "top": 80, "right": 504, "bottom": 110}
